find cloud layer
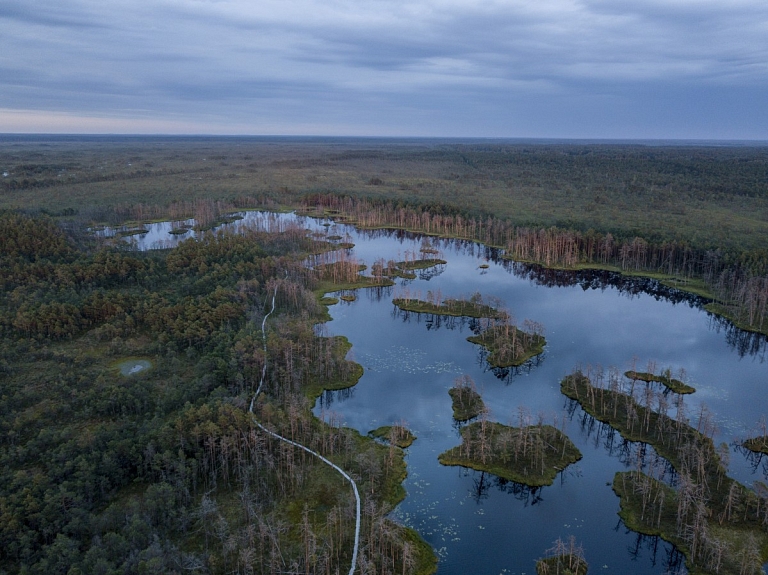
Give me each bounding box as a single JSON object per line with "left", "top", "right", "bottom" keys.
{"left": 2, "top": 0, "right": 767, "bottom": 137}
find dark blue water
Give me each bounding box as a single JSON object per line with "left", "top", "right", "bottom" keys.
{"left": 306, "top": 219, "right": 768, "bottom": 575}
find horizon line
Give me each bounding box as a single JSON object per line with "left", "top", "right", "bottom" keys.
{"left": 1, "top": 133, "right": 768, "bottom": 146}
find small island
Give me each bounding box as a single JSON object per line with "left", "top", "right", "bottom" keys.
{"left": 448, "top": 374, "right": 486, "bottom": 421}
{"left": 392, "top": 291, "right": 504, "bottom": 318}
{"left": 371, "top": 257, "right": 446, "bottom": 280}
{"left": 536, "top": 554, "right": 588, "bottom": 575}
{"left": 743, "top": 436, "right": 768, "bottom": 455}
{"left": 369, "top": 424, "right": 417, "bottom": 448}
{"left": 438, "top": 420, "right": 581, "bottom": 487}
{"left": 467, "top": 318, "right": 546, "bottom": 368}
{"left": 624, "top": 368, "right": 695, "bottom": 394}
{"left": 536, "top": 537, "right": 588, "bottom": 575}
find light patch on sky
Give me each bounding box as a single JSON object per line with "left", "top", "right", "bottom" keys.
{"left": 1, "top": 0, "right": 767, "bottom": 138}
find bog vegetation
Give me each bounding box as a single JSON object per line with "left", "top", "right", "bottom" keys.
{"left": 438, "top": 413, "right": 582, "bottom": 487}
{"left": 562, "top": 368, "right": 768, "bottom": 575}
{"left": 0, "top": 211, "right": 435, "bottom": 574}
{"left": 448, "top": 375, "right": 486, "bottom": 421}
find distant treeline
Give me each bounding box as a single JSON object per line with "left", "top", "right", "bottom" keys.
{"left": 301, "top": 194, "right": 768, "bottom": 333}
{"left": 96, "top": 191, "right": 768, "bottom": 334}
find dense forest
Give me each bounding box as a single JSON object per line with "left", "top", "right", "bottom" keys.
{"left": 0, "top": 210, "right": 434, "bottom": 574}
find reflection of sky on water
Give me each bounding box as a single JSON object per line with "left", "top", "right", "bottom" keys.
{"left": 310, "top": 217, "right": 767, "bottom": 575}
{"left": 111, "top": 211, "right": 767, "bottom": 574}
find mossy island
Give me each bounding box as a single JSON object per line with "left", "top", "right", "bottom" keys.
{"left": 467, "top": 318, "right": 546, "bottom": 368}
{"left": 536, "top": 555, "right": 588, "bottom": 575}
{"left": 536, "top": 537, "right": 588, "bottom": 575}
{"left": 624, "top": 367, "right": 695, "bottom": 394}
{"left": 392, "top": 290, "right": 507, "bottom": 318}
{"left": 314, "top": 257, "right": 395, "bottom": 294}
{"left": 438, "top": 420, "right": 581, "bottom": 487}
{"left": 116, "top": 227, "right": 149, "bottom": 237}
{"left": 302, "top": 336, "right": 364, "bottom": 401}
{"left": 372, "top": 257, "right": 447, "bottom": 281}
{"left": 448, "top": 374, "right": 486, "bottom": 421}
{"left": 369, "top": 424, "right": 417, "bottom": 448}
{"left": 563, "top": 369, "right": 768, "bottom": 575}
{"left": 742, "top": 436, "right": 768, "bottom": 455}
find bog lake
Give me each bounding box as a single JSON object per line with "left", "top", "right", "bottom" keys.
{"left": 108, "top": 211, "right": 768, "bottom": 575}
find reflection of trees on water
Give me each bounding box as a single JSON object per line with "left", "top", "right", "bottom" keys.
{"left": 485, "top": 353, "right": 544, "bottom": 383}
{"left": 364, "top": 285, "right": 394, "bottom": 303}
{"left": 391, "top": 307, "right": 475, "bottom": 332}
{"left": 470, "top": 471, "right": 491, "bottom": 503}
{"left": 461, "top": 469, "right": 544, "bottom": 506}
{"left": 506, "top": 260, "right": 768, "bottom": 359}
{"left": 708, "top": 314, "right": 767, "bottom": 359}
{"left": 452, "top": 416, "right": 475, "bottom": 435}
{"left": 506, "top": 261, "right": 707, "bottom": 307}
{"left": 616, "top": 524, "right": 686, "bottom": 575}
{"left": 317, "top": 387, "right": 356, "bottom": 409}
{"left": 472, "top": 345, "right": 544, "bottom": 383}
{"left": 566, "top": 399, "right": 677, "bottom": 486}
{"left": 493, "top": 476, "right": 543, "bottom": 506}
{"left": 416, "top": 264, "right": 446, "bottom": 281}
{"left": 734, "top": 442, "right": 768, "bottom": 479}
{"left": 332, "top": 222, "right": 767, "bottom": 358}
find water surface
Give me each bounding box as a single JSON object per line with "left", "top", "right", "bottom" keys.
{"left": 308, "top": 219, "right": 767, "bottom": 575}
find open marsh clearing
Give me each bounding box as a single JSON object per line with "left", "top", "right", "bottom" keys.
{"left": 116, "top": 211, "right": 768, "bottom": 574}
{"left": 115, "top": 358, "right": 153, "bottom": 376}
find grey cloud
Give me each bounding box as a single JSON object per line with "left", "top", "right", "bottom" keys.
{"left": 0, "top": 0, "right": 107, "bottom": 29}
{"left": 1, "top": 0, "right": 767, "bottom": 137}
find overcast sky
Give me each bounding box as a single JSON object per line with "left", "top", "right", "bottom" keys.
{"left": 1, "top": 0, "right": 767, "bottom": 138}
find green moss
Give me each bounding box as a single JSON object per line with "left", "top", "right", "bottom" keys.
{"left": 396, "top": 258, "right": 447, "bottom": 270}
{"left": 392, "top": 297, "right": 506, "bottom": 319}
{"left": 116, "top": 228, "right": 148, "bottom": 237}
{"left": 706, "top": 303, "right": 768, "bottom": 337}
{"left": 624, "top": 370, "right": 695, "bottom": 394}
{"left": 467, "top": 326, "right": 545, "bottom": 368}
{"left": 743, "top": 436, "right": 768, "bottom": 455}
{"left": 403, "top": 525, "right": 439, "bottom": 575}
{"left": 613, "top": 472, "right": 768, "bottom": 575}
{"left": 438, "top": 421, "right": 582, "bottom": 487}
{"left": 369, "top": 425, "right": 417, "bottom": 448}
{"left": 448, "top": 376, "right": 485, "bottom": 421}
{"left": 536, "top": 555, "right": 588, "bottom": 575}
{"left": 302, "top": 336, "right": 364, "bottom": 402}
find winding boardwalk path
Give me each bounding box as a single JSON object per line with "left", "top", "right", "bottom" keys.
{"left": 248, "top": 282, "right": 362, "bottom": 575}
